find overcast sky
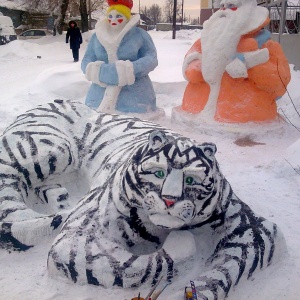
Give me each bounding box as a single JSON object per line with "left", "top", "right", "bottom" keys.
{"left": 132, "top": 0, "right": 201, "bottom": 20}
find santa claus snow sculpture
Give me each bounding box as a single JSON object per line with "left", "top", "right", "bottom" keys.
{"left": 82, "top": 0, "right": 161, "bottom": 116}
{"left": 175, "top": 0, "right": 291, "bottom": 123}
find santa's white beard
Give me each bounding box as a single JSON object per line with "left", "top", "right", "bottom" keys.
{"left": 199, "top": 7, "right": 253, "bottom": 117}
{"left": 201, "top": 8, "right": 252, "bottom": 84}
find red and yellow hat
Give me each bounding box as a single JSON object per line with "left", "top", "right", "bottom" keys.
{"left": 107, "top": 0, "right": 133, "bottom": 19}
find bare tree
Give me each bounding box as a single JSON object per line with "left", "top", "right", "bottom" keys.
{"left": 68, "top": 0, "right": 80, "bottom": 17}
{"left": 21, "top": 0, "right": 105, "bottom": 34}
{"left": 163, "top": 0, "right": 181, "bottom": 23}
{"left": 57, "top": 0, "right": 69, "bottom": 34}
{"left": 21, "top": 0, "right": 69, "bottom": 34}
{"left": 163, "top": 0, "right": 172, "bottom": 23}
{"left": 79, "top": 0, "right": 106, "bottom": 31}
{"left": 140, "top": 6, "right": 148, "bottom": 16}
{"left": 88, "top": 0, "right": 107, "bottom": 16}
{"left": 79, "top": 0, "right": 88, "bottom": 32}
{"left": 21, "top": 0, "right": 62, "bottom": 15}
{"left": 66, "top": 0, "right": 105, "bottom": 18}
{"left": 190, "top": 18, "right": 199, "bottom": 25}
{"left": 148, "top": 4, "right": 162, "bottom": 25}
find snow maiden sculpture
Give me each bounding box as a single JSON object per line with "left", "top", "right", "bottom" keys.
{"left": 173, "top": 0, "right": 291, "bottom": 124}
{"left": 0, "top": 101, "right": 285, "bottom": 299}
{"left": 82, "top": 0, "right": 162, "bottom": 118}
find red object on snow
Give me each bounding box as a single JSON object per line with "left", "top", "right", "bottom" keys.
{"left": 107, "top": 0, "right": 133, "bottom": 9}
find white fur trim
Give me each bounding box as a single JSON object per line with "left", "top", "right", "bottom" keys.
{"left": 182, "top": 52, "right": 202, "bottom": 81}
{"left": 97, "top": 86, "right": 122, "bottom": 113}
{"left": 125, "top": 60, "right": 135, "bottom": 85}
{"left": 115, "top": 60, "right": 135, "bottom": 86}
{"left": 85, "top": 61, "right": 107, "bottom": 87}
{"left": 95, "top": 14, "right": 140, "bottom": 63}
{"left": 115, "top": 60, "right": 127, "bottom": 86}
{"left": 225, "top": 58, "right": 248, "bottom": 79}
{"left": 244, "top": 48, "right": 269, "bottom": 69}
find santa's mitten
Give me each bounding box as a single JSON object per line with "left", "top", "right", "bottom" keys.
{"left": 85, "top": 61, "right": 106, "bottom": 87}
{"left": 244, "top": 48, "right": 269, "bottom": 69}
{"left": 93, "top": 61, "right": 135, "bottom": 87}
{"left": 182, "top": 52, "right": 202, "bottom": 81}
{"left": 115, "top": 60, "right": 135, "bottom": 86}
{"left": 226, "top": 57, "right": 248, "bottom": 78}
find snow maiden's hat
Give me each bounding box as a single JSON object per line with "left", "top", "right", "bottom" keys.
{"left": 107, "top": 0, "right": 133, "bottom": 20}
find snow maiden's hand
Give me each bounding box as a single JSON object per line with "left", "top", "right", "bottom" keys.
{"left": 89, "top": 61, "right": 135, "bottom": 87}
{"left": 114, "top": 60, "right": 135, "bottom": 87}
{"left": 85, "top": 61, "right": 107, "bottom": 87}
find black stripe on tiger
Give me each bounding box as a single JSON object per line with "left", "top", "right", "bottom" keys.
{"left": 2, "top": 136, "right": 32, "bottom": 187}
{"left": 4, "top": 120, "right": 37, "bottom": 134}
{"left": 127, "top": 207, "right": 161, "bottom": 245}
{"left": 0, "top": 222, "right": 33, "bottom": 251}
{"left": 16, "top": 141, "right": 27, "bottom": 159}
{"left": 86, "top": 269, "right": 101, "bottom": 286}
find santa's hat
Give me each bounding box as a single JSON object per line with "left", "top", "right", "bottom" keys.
{"left": 107, "top": 0, "right": 133, "bottom": 19}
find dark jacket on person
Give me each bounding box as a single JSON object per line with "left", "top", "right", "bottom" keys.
{"left": 66, "top": 21, "right": 82, "bottom": 50}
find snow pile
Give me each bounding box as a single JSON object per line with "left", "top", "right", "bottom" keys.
{"left": 0, "top": 39, "right": 44, "bottom": 58}
{"left": 0, "top": 15, "right": 16, "bottom": 35}
{"left": 0, "top": 0, "right": 27, "bottom": 10}
{"left": 29, "top": 63, "right": 89, "bottom": 100}
{"left": 285, "top": 139, "right": 300, "bottom": 182}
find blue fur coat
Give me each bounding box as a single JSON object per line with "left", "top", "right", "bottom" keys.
{"left": 81, "top": 15, "right": 158, "bottom": 113}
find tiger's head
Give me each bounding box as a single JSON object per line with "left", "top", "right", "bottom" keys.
{"left": 121, "top": 130, "right": 222, "bottom": 229}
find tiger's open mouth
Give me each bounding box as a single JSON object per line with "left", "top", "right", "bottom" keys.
{"left": 163, "top": 198, "right": 176, "bottom": 208}
{"left": 142, "top": 192, "right": 196, "bottom": 228}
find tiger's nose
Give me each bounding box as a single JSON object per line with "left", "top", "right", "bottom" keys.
{"left": 163, "top": 198, "right": 176, "bottom": 208}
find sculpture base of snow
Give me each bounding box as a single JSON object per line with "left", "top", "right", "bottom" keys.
{"left": 172, "top": 106, "right": 290, "bottom": 138}
{"left": 115, "top": 106, "right": 165, "bottom": 121}
{"left": 0, "top": 100, "right": 286, "bottom": 300}
{"left": 29, "top": 64, "right": 90, "bottom": 100}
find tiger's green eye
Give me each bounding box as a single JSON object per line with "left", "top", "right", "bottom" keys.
{"left": 185, "top": 176, "right": 194, "bottom": 185}
{"left": 154, "top": 170, "right": 165, "bottom": 179}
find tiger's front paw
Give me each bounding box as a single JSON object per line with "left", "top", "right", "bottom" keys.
{"left": 163, "top": 231, "right": 196, "bottom": 263}
{"left": 0, "top": 222, "right": 33, "bottom": 252}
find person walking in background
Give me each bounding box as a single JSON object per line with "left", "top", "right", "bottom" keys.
{"left": 66, "top": 20, "right": 82, "bottom": 62}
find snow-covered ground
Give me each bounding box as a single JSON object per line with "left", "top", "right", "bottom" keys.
{"left": 0, "top": 29, "right": 299, "bottom": 300}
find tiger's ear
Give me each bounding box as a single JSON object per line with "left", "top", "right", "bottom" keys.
{"left": 149, "top": 130, "right": 168, "bottom": 151}
{"left": 198, "top": 143, "right": 217, "bottom": 160}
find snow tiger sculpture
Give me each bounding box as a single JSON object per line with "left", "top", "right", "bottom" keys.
{"left": 0, "top": 101, "right": 285, "bottom": 299}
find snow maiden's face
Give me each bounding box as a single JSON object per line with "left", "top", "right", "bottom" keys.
{"left": 107, "top": 10, "right": 128, "bottom": 31}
